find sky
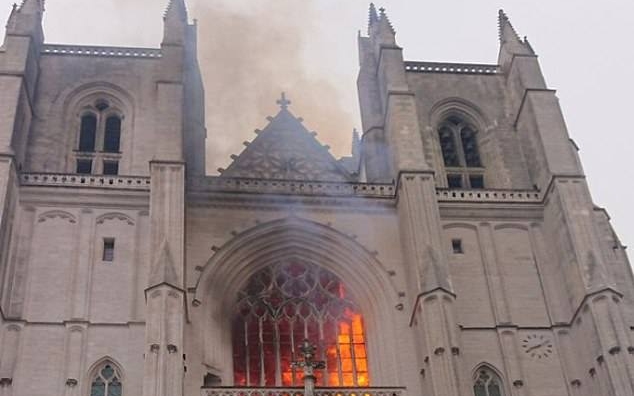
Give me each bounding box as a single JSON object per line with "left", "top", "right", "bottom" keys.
{"left": 1, "top": 0, "right": 632, "bottom": 249}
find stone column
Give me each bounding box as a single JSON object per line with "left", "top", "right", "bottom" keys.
{"left": 399, "top": 173, "right": 463, "bottom": 396}
{"left": 142, "top": 161, "right": 185, "bottom": 396}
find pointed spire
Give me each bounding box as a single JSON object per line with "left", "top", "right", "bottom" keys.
{"left": 163, "top": 0, "right": 188, "bottom": 44}
{"left": 18, "top": 0, "right": 44, "bottom": 14}
{"left": 368, "top": 3, "right": 379, "bottom": 31}
{"left": 164, "top": 0, "right": 187, "bottom": 22}
{"left": 351, "top": 128, "right": 361, "bottom": 158}
{"left": 497, "top": 9, "right": 520, "bottom": 43}
{"left": 149, "top": 240, "right": 179, "bottom": 288}
{"left": 378, "top": 6, "right": 395, "bottom": 35}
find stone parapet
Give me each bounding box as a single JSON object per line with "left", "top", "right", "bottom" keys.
{"left": 404, "top": 61, "right": 500, "bottom": 75}
{"left": 42, "top": 44, "right": 163, "bottom": 58}
{"left": 201, "top": 387, "right": 407, "bottom": 396}
{"left": 20, "top": 173, "right": 151, "bottom": 191}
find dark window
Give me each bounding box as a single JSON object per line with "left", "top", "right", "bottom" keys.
{"left": 103, "top": 116, "right": 121, "bottom": 153}
{"left": 103, "top": 238, "right": 115, "bottom": 262}
{"left": 452, "top": 239, "right": 464, "bottom": 254}
{"left": 76, "top": 159, "right": 92, "bottom": 174}
{"left": 461, "top": 128, "right": 481, "bottom": 167}
{"left": 439, "top": 127, "right": 460, "bottom": 167}
{"left": 90, "top": 363, "right": 122, "bottom": 396}
{"left": 103, "top": 161, "right": 119, "bottom": 175}
{"left": 469, "top": 175, "right": 484, "bottom": 189}
{"left": 447, "top": 174, "right": 463, "bottom": 188}
{"left": 78, "top": 114, "right": 97, "bottom": 152}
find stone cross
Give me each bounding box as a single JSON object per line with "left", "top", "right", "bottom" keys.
{"left": 292, "top": 339, "right": 325, "bottom": 396}
{"left": 277, "top": 92, "right": 292, "bottom": 110}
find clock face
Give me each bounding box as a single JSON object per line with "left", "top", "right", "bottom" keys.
{"left": 522, "top": 334, "right": 553, "bottom": 359}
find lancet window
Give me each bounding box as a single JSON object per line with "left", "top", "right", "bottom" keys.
{"left": 473, "top": 366, "right": 504, "bottom": 396}
{"left": 232, "top": 262, "right": 370, "bottom": 387}
{"left": 89, "top": 362, "right": 122, "bottom": 396}
{"left": 438, "top": 115, "right": 484, "bottom": 189}
{"left": 75, "top": 99, "right": 123, "bottom": 175}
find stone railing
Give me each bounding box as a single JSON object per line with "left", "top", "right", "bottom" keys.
{"left": 404, "top": 61, "right": 500, "bottom": 75}
{"left": 436, "top": 188, "right": 541, "bottom": 203}
{"left": 42, "top": 44, "right": 162, "bottom": 58}
{"left": 189, "top": 177, "right": 397, "bottom": 199}
{"left": 202, "top": 387, "right": 406, "bottom": 396}
{"left": 21, "top": 173, "right": 151, "bottom": 191}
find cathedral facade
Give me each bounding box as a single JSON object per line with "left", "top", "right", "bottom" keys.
{"left": 0, "top": 1, "right": 633, "bottom": 396}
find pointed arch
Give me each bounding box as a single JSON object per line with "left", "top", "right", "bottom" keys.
{"left": 193, "top": 216, "right": 402, "bottom": 386}
{"left": 85, "top": 356, "right": 124, "bottom": 396}
{"left": 472, "top": 363, "right": 506, "bottom": 396}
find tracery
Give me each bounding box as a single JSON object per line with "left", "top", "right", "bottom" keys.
{"left": 232, "top": 261, "right": 369, "bottom": 387}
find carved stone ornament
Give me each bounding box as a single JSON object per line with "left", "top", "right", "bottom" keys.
{"left": 0, "top": 378, "right": 12, "bottom": 387}
{"left": 220, "top": 102, "right": 351, "bottom": 182}
{"left": 66, "top": 378, "right": 78, "bottom": 387}
{"left": 150, "top": 344, "right": 160, "bottom": 353}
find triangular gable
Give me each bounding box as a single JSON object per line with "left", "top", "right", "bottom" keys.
{"left": 221, "top": 98, "right": 352, "bottom": 182}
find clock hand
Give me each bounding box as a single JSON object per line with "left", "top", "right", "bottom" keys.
{"left": 526, "top": 341, "right": 549, "bottom": 353}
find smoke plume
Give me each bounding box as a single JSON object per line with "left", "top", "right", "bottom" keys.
{"left": 189, "top": 0, "right": 356, "bottom": 174}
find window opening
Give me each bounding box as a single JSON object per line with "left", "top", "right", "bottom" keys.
{"left": 90, "top": 363, "right": 122, "bottom": 396}
{"left": 103, "top": 161, "right": 119, "bottom": 176}
{"left": 103, "top": 238, "right": 115, "bottom": 262}
{"left": 447, "top": 174, "right": 463, "bottom": 189}
{"left": 79, "top": 114, "right": 97, "bottom": 152}
{"left": 452, "top": 239, "right": 464, "bottom": 254}
{"left": 103, "top": 116, "right": 121, "bottom": 153}
{"left": 469, "top": 175, "right": 484, "bottom": 189}
{"left": 473, "top": 367, "right": 504, "bottom": 396}
{"left": 461, "top": 128, "right": 481, "bottom": 167}
{"left": 439, "top": 127, "right": 460, "bottom": 167}
{"left": 233, "top": 262, "right": 370, "bottom": 387}
{"left": 438, "top": 116, "right": 484, "bottom": 189}
{"left": 76, "top": 159, "right": 93, "bottom": 174}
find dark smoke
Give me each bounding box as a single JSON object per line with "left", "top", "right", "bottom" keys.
{"left": 189, "top": 0, "right": 356, "bottom": 174}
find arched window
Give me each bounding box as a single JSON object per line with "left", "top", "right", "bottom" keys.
{"left": 90, "top": 362, "right": 122, "bottom": 396}
{"left": 103, "top": 116, "right": 122, "bottom": 153}
{"left": 473, "top": 366, "right": 504, "bottom": 396}
{"left": 232, "top": 262, "right": 370, "bottom": 387}
{"left": 73, "top": 99, "right": 123, "bottom": 175}
{"left": 79, "top": 114, "right": 97, "bottom": 152}
{"left": 437, "top": 116, "right": 484, "bottom": 189}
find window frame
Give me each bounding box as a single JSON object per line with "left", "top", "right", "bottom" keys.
{"left": 88, "top": 360, "right": 123, "bottom": 396}
{"left": 437, "top": 116, "right": 485, "bottom": 189}
{"left": 74, "top": 101, "right": 123, "bottom": 175}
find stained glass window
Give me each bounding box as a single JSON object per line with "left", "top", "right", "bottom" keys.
{"left": 90, "top": 363, "right": 122, "bottom": 396}
{"left": 232, "top": 262, "right": 370, "bottom": 387}
{"left": 437, "top": 116, "right": 484, "bottom": 189}
{"left": 473, "top": 367, "right": 504, "bottom": 396}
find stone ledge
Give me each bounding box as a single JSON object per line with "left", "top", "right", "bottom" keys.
{"left": 436, "top": 188, "right": 541, "bottom": 203}
{"left": 405, "top": 61, "right": 500, "bottom": 75}
{"left": 42, "top": 44, "right": 162, "bottom": 59}
{"left": 188, "top": 177, "right": 397, "bottom": 199}
{"left": 202, "top": 387, "right": 407, "bottom": 396}
{"left": 21, "top": 173, "right": 151, "bottom": 191}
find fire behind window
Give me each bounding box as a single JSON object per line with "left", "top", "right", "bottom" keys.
{"left": 232, "top": 262, "right": 369, "bottom": 387}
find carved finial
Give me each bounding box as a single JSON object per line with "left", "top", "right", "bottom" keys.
{"left": 277, "top": 92, "right": 292, "bottom": 110}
